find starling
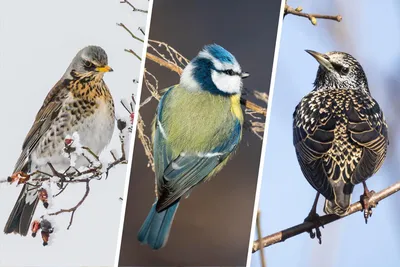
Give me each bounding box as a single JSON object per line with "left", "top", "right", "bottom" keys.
{"left": 293, "top": 50, "right": 389, "bottom": 237}
{"left": 4, "top": 46, "right": 115, "bottom": 236}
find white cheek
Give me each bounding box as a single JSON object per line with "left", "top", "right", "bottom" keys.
{"left": 211, "top": 71, "right": 242, "bottom": 94}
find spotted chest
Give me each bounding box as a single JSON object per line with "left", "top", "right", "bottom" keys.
{"left": 294, "top": 89, "right": 385, "bottom": 183}
{"left": 31, "top": 79, "right": 115, "bottom": 170}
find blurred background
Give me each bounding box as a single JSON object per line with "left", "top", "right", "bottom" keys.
{"left": 0, "top": 0, "right": 148, "bottom": 266}
{"left": 252, "top": 1, "right": 400, "bottom": 266}
{"left": 118, "top": 0, "right": 281, "bottom": 266}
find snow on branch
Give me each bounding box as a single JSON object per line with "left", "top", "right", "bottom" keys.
{"left": 1, "top": 96, "right": 135, "bottom": 246}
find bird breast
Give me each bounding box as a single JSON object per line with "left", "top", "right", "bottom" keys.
{"left": 31, "top": 93, "right": 115, "bottom": 171}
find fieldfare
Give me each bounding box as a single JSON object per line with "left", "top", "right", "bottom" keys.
{"left": 4, "top": 45, "right": 115, "bottom": 236}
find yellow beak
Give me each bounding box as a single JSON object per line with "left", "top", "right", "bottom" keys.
{"left": 96, "top": 65, "right": 114, "bottom": 73}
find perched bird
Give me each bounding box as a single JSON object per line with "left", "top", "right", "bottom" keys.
{"left": 293, "top": 50, "right": 388, "bottom": 232}
{"left": 137, "top": 44, "right": 249, "bottom": 250}
{"left": 4, "top": 46, "right": 115, "bottom": 236}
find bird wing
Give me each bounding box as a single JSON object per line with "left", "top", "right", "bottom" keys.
{"left": 153, "top": 88, "right": 241, "bottom": 212}
{"left": 346, "top": 94, "right": 389, "bottom": 184}
{"left": 293, "top": 94, "right": 336, "bottom": 199}
{"left": 14, "top": 79, "right": 67, "bottom": 173}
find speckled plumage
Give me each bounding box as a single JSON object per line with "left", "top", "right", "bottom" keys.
{"left": 4, "top": 46, "right": 115, "bottom": 236}
{"left": 293, "top": 50, "right": 388, "bottom": 216}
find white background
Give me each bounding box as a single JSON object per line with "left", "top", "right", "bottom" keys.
{"left": 0, "top": 0, "right": 149, "bottom": 266}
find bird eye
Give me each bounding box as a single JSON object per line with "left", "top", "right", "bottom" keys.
{"left": 340, "top": 66, "right": 350, "bottom": 75}
{"left": 223, "top": 69, "right": 235, "bottom": 76}
{"left": 83, "top": 60, "right": 94, "bottom": 69}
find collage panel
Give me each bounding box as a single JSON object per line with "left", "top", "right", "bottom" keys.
{"left": 117, "top": 0, "right": 283, "bottom": 266}
{"left": 0, "top": 0, "right": 149, "bottom": 266}
{"left": 252, "top": 1, "right": 400, "bottom": 267}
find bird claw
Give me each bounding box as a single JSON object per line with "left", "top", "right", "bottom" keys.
{"left": 304, "top": 212, "right": 324, "bottom": 244}
{"left": 360, "top": 190, "right": 376, "bottom": 224}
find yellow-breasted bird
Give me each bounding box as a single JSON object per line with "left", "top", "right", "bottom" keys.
{"left": 293, "top": 50, "right": 389, "bottom": 240}
{"left": 4, "top": 46, "right": 115, "bottom": 236}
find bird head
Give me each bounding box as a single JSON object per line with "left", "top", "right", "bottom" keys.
{"left": 306, "top": 50, "right": 369, "bottom": 93}
{"left": 64, "top": 46, "right": 113, "bottom": 79}
{"left": 180, "top": 44, "right": 249, "bottom": 96}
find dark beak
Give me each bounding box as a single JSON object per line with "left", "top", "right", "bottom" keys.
{"left": 241, "top": 72, "right": 250, "bottom": 79}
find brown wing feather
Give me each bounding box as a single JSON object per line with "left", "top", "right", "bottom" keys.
{"left": 14, "top": 79, "right": 67, "bottom": 172}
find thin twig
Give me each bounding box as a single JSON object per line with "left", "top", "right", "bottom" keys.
{"left": 252, "top": 181, "right": 400, "bottom": 252}
{"left": 48, "top": 180, "right": 91, "bottom": 230}
{"left": 117, "top": 23, "right": 144, "bottom": 43}
{"left": 284, "top": 3, "right": 342, "bottom": 25}
{"left": 120, "top": 0, "right": 148, "bottom": 13}
{"left": 256, "top": 210, "right": 267, "bottom": 267}
{"left": 125, "top": 49, "right": 142, "bottom": 61}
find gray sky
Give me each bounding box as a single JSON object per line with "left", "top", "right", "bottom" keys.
{"left": 0, "top": 0, "right": 148, "bottom": 266}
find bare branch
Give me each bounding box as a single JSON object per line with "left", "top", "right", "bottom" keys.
{"left": 252, "top": 181, "right": 400, "bottom": 253}
{"left": 48, "top": 180, "right": 91, "bottom": 230}
{"left": 284, "top": 2, "right": 342, "bottom": 25}
{"left": 117, "top": 23, "right": 144, "bottom": 43}
{"left": 120, "top": 0, "right": 148, "bottom": 13}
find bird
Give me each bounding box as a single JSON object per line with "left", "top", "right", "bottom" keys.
{"left": 293, "top": 50, "right": 389, "bottom": 241}
{"left": 137, "top": 44, "right": 249, "bottom": 250}
{"left": 4, "top": 45, "right": 115, "bottom": 236}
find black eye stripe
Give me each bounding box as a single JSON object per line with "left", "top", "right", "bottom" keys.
{"left": 220, "top": 69, "right": 240, "bottom": 76}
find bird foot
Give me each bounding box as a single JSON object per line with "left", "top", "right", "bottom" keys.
{"left": 360, "top": 189, "right": 377, "bottom": 224}
{"left": 304, "top": 211, "right": 324, "bottom": 244}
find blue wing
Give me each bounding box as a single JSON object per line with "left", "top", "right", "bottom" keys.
{"left": 153, "top": 89, "right": 241, "bottom": 212}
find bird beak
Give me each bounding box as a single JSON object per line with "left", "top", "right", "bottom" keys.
{"left": 96, "top": 65, "right": 114, "bottom": 73}
{"left": 241, "top": 72, "right": 250, "bottom": 79}
{"left": 305, "top": 50, "right": 334, "bottom": 72}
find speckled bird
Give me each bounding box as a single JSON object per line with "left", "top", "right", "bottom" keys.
{"left": 293, "top": 50, "right": 388, "bottom": 223}
{"left": 4, "top": 46, "right": 115, "bottom": 236}
{"left": 137, "top": 44, "right": 249, "bottom": 250}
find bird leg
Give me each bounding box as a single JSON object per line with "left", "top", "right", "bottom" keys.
{"left": 360, "top": 181, "right": 376, "bottom": 224}
{"left": 304, "top": 192, "right": 324, "bottom": 244}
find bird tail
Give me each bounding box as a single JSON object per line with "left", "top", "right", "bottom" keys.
{"left": 137, "top": 200, "right": 179, "bottom": 250}
{"left": 323, "top": 182, "right": 354, "bottom": 216}
{"left": 4, "top": 184, "right": 39, "bottom": 236}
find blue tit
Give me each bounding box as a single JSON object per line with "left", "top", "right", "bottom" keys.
{"left": 137, "top": 44, "right": 249, "bottom": 250}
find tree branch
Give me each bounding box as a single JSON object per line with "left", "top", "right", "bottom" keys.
{"left": 119, "top": 0, "right": 148, "bottom": 13}
{"left": 252, "top": 181, "right": 400, "bottom": 253}
{"left": 48, "top": 180, "right": 91, "bottom": 230}
{"left": 284, "top": 2, "right": 342, "bottom": 25}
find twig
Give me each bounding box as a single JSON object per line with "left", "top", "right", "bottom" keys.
{"left": 284, "top": 3, "right": 342, "bottom": 25}
{"left": 125, "top": 49, "right": 142, "bottom": 61}
{"left": 256, "top": 210, "right": 267, "bottom": 267}
{"left": 252, "top": 181, "right": 400, "bottom": 252}
{"left": 117, "top": 23, "right": 144, "bottom": 43}
{"left": 48, "top": 180, "right": 91, "bottom": 230}
{"left": 120, "top": 0, "right": 148, "bottom": 13}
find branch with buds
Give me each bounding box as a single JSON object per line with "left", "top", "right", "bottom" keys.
{"left": 284, "top": 1, "right": 342, "bottom": 26}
